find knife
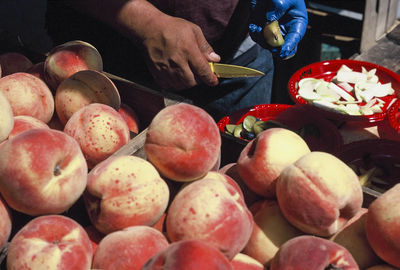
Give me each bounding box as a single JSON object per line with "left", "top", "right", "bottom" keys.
{"left": 209, "top": 62, "right": 264, "bottom": 78}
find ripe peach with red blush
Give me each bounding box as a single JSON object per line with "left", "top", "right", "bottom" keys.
{"left": 8, "top": 115, "right": 50, "bottom": 139}
{"left": 44, "top": 40, "right": 103, "bottom": 90}
{"left": 237, "top": 127, "right": 311, "bottom": 198}
{"left": 144, "top": 103, "right": 221, "bottom": 182}
{"left": 0, "top": 195, "right": 12, "bottom": 250}
{"left": 276, "top": 151, "right": 363, "bottom": 237}
{"left": 84, "top": 155, "right": 170, "bottom": 234}
{"left": 6, "top": 215, "right": 93, "bottom": 270}
{"left": 0, "top": 128, "right": 88, "bottom": 215}
{"left": 92, "top": 225, "right": 169, "bottom": 270}
{"left": 166, "top": 176, "right": 253, "bottom": 259}
{"left": 63, "top": 103, "right": 130, "bottom": 168}
{"left": 142, "top": 240, "right": 233, "bottom": 270}
{"left": 365, "top": 183, "right": 400, "bottom": 268}
{"left": 0, "top": 72, "right": 54, "bottom": 123}
{"left": 0, "top": 91, "right": 14, "bottom": 143}
{"left": 118, "top": 103, "right": 140, "bottom": 134}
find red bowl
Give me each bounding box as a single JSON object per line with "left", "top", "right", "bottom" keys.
{"left": 217, "top": 104, "right": 343, "bottom": 153}
{"left": 387, "top": 98, "right": 400, "bottom": 133}
{"left": 288, "top": 59, "right": 400, "bottom": 123}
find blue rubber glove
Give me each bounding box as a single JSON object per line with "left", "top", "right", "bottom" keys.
{"left": 249, "top": 0, "right": 308, "bottom": 59}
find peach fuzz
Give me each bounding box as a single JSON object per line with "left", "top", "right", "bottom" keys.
{"left": 365, "top": 183, "right": 400, "bottom": 268}
{"left": 166, "top": 177, "right": 253, "bottom": 259}
{"left": 0, "top": 72, "right": 54, "bottom": 123}
{"left": 8, "top": 115, "right": 50, "bottom": 139}
{"left": 63, "top": 103, "right": 130, "bottom": 168}
{"left": 118, "top": 103, "right": 140, "bottom": 134}
{"left": 0, "top": 91, "right": 14, "bottom": 143}
{"left": 230, "top": 253, "right": 264, "bottom": 270}
{"left": 330, "top": 208, "right": 381, "bottom": 269}
{"left": 44, "top": 40, "right": 103, "bottom": 90}
{"left": 242, "top": 199, "right": 303, "bottom": 266}
{"left": 144, "top": 103, "right": 221, "bottom": 182}
{"left": 0, "top": 52, "right": 33, "bottom": 76}
{"left": 6, "top": 215, "right": 93, "bottom": 270}
{"left": 0, "top": 195, "right": 12, "bottom": 250}
{"left": 0, "top": 129, "right": 88, "bottom": 215}
{"left": 142, "top": 239, "right": 233, "bottom": 270}
{"left": 55, "top": 69, "right": 121, "bottom": 125}
{"left": 270, "top": 235, "right": 359, "bottom": 270}
{"left": 84, "top": 155, "right": 170, "bottom": 234}
{"left": 92, "top": 225, "right": 169, "bottom": 270}
{"left": 219, "top": 163, "right": 262, "bottom": 207}
{"left": 276, "top": 151, "right": 363, "bottom": 237}
{"left": 237, "top": 127, "right": 311, "bottom": 198}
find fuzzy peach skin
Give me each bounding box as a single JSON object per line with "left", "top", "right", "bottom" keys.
{"left": 365, "top": 183, "right": 400, "bottom": 268}
{"left": 6, "top": 215, "right": 93, "bottom": 270}
{"left": 64, "top": 103, "right": 130, "bottom": 168}
{"left": 0, "top": 72, "right": 54, "bottom": 123}
{"left": 55, "top": 69, "right": 121, "bottom": 125}
{"left": 118, "top": 103, "right": 140, "bottom": 134}
{"left": 0, "top": 91, "right": 14, "bottom": 143}
{"left": 230, "top": 253, "right": 264, "bottom": 270}
{"left": 142, "top": 239, "right": 233, "bottom": 270}
{"left": 270, "top": 235, "right": 359, "bottom": 270}
{"left": 144, "top": 103, "right": 221, "bottom": 182}
{"left": 84, "top": 155, "right": 170, "bottom": 234}
{"left": 166, "top": 177, "right": 253, "bottom": 259}
{"left": 92, "top": 225, "right": 169, "bottom": 270}
{"left": 44, "top": 40, "right": 103, "bottom": 90}
{"left": 219, "top": 163, "right": 262, "bottom": 207}
{"left": 242, "top": 199, "right": 304, "bottom": 266}
{"left": 276, "top": 151, "right": 363, "bottom": 237}
{"left": 8, "top": 115, "right": 50, "bottom": 139}
{"left": 0, "top": 195, "right": 12, "bottom": 250}
{"left": 0, "top": 129, "right": 88, "bottom": 215}
{"left": 0, "top": 52, "right": 33, "bottom": 76}
{"left": 330, "top": 208, "right": 381, "bottom": 269}
{"left": 237, "top": 127, "right": 311, "bottom": 198}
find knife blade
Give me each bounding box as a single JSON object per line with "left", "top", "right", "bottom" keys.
{"left": 209, "top": 62, "right": 264, "bottom": 78}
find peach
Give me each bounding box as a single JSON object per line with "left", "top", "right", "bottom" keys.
{"left": 0, "top": 52, "right": 33, "bottom": 76}
{"left": 118, "top": 103, "right": 140, "bottom": 134}
{"left": 166, "top": 177, "right": 253, "bottom": 259}
{"left": 330, "top": 208, "right": 381, "bottom": 269}
{"left": 276, "top": 151, "right": 363, "bottom": 237}
{"left": 84, "top": 155, "right": 170, "bottom": 234}
{"left": 276, "top": 152, "right": 363, "bottom": 237}
{"left": 44, "top": 40, "right": 103, "bottom": 90}
{"left": 25, "top": 61, "right": 46, "bottom": 82}
{"left": 84, "top": 225, "right": 104, "bottom": 254}
{"left": 63, "top": 103, "right": 130, "bottom": 168}
{"left": 270, "top": 235, "right": 359, "bottom": 270}
{"left": 92, "top": 225, "right": 169, "bottom": 270}
{"left": 6, "top": 215, "right": 93, "bottom": 270}
{"left": 0, "top": 72, "right": 54, "bottom": 123}
{"left": 219, "top": 163, "right": 262, "bottom": 207}
{"left": 8, "top": 115, "right": 50, "bottom": 139}
{"left": 0, "top": 128, "right": 88, "bottom": 215}
{"left": 0, "top": 91, "right": 14, "bottom": 143}
{"left": 55, "top": 69, "right": 121, "bottom": 125}
{"left": 230, "top": 253, "right": 264, "bottom": 270}
{"left": 142, "top": 239, "right": 233, "bottom": 270}
{"left": 0, "top": 195, "right": 12, "bottom": 251}
{"left": 237, "top": 127, "right": 311, "bottom": 198}
{"left": 365, "top": 183, "right": 400, "bottom": 268}
{"left": 144, "top": 103, "right": 221, "bottom": 182}
{"left": 47, "top": 113, "right": 65, "bottom": 131}
{"left": 366, "top": 265, "right": 398, "bottom": 270}
{"left": 242, "top": 199, "right": 303, "bottom": 266}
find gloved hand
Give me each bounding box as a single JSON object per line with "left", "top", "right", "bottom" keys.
{"left": 249, "top": 0, "right": 308, "bottom": 59}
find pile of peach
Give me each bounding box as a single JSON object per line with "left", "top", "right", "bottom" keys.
{"left": 0, "top": 41, "right": 399, "bottom": 270}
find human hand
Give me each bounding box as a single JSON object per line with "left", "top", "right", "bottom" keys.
{"left": 249, "top": 0, "right": 308, "bottom": 59}
{"left": 142, "top": 15, "right": 220, "bottom": 90}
